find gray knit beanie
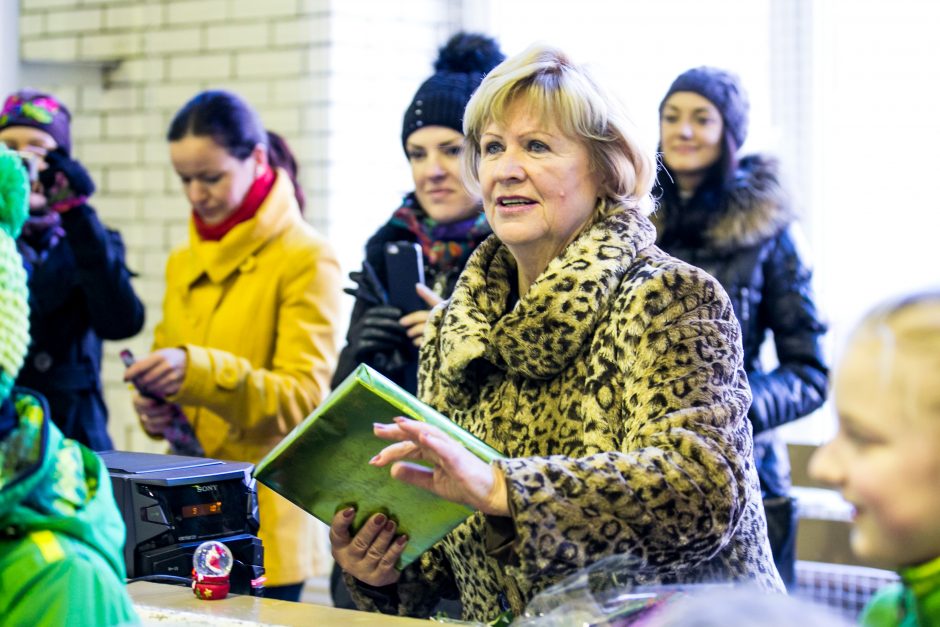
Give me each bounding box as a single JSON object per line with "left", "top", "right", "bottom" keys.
{"left": 659, "top": 66, "right": 750, "bottom": 149}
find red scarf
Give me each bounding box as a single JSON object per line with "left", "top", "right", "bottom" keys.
{"left": 193, "top": 166, "right": 276, "bottom": 241}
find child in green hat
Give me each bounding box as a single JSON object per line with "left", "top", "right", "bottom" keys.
{"left": 0, "top": 146, "right": 138, "bottom": 626}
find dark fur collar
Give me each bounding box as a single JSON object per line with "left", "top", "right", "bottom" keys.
{"left": 657, "top": 153, "right": 795, "bottom": 251}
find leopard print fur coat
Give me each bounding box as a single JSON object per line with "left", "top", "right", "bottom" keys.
{"left": 348, "top": 206, "right": 784, "bottom": 622}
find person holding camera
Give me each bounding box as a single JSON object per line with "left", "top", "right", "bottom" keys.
{"left": 0, "top": 89, "right": 144, "bottom": 452}
{"left": 331, "top": 32, "right": 504, "bottom": 396}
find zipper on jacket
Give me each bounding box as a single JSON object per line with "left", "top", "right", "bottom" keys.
{"left": 739, "top": 286, "right": 751, "bottom": 323}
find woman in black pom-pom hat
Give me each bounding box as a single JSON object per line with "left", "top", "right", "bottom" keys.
{"left": 331, "top": 32, "right": 504, "bottom": 398}
{"left": 329, "top": 32, "right": 503, "bottom": 611}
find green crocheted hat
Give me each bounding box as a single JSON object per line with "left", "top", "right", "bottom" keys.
{"left": 0, "top": 146, "right": 30, "bottom": 402}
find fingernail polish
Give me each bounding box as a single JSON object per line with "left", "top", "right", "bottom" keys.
{"left": 384, "top": 520, "right": 395, "bottom": 532}
{"left": 342, "top": 507, "right": 355, "bottom": 519}
{"left": 369, "top": 455, "right": 380, "bottom": 464}
{"left": 374, "top": 514, "right": 386, "bottom": 526}
{"left": 397, "top": 535, "right": 408, "bottom": 545}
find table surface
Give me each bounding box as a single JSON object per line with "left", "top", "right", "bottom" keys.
{"left": 129, "top": 581, "right": 435, "bottom": 626}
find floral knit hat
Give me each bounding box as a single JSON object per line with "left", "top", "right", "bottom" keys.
{"left": 0, "top": 147, "right": 31, "bottom": 402}
{"left": 0, "top": 89, "right": 72, "bottom": 155}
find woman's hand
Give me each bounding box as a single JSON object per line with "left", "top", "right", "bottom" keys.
{"left": 371, "top": 417, "right": 510, "bottom": 516}
{"left": 38, "top": 148, "right": 96, "bottom": 213}
{"left": 399, "top": 284, "right": 443, "bottom": 348}
{"left": 330, "top": 508, "right": 408, "bottom": 587}
{"left": 123, "top": 348, "right": 188, "bottom": 399}
{"left": 133, "top": 394, "right": 176, "bottom": 437}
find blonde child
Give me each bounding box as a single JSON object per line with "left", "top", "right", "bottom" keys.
{"left": 810, "top": 291, "right": 940, "bottom": 626}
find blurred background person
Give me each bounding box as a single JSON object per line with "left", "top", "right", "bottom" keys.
{"left": 0, "top": 89, "right": 145, "bottom": 452}
{"left": 331, "top": 45, "right": 782, "bottom": 624}
{"left": 329, "top": 29, "right": 503, "bottom": 612}
{"left": 810, "top": 290, "right": 940, "bottom": 627}
{"left": 0, "top": 146, "right": 137, "bottom": 626}
{"left": 330, "top": 32, "right": 503, "bottom": 394}
{"left": 124, "top": 90, "right": 342, "bottom": 602}
{"left": 653, "top": 67, "right": 828, "bottom": 589}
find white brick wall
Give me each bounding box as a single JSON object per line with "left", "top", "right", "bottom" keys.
{"left": 18, "top": 0, "right": 459, "bottom": 576}
{"left": 44, "top": 8, "right": 102, "bottom": 34}
{"left": 104, "top": 5, "right": 164, "bottom": 31}
{"left": 206, "top": 23, "right": 269, "bottom": 51}
{"left": 144, "top": 27, "right": 203, "bottom": 55}
{"left": 22, "top": 34, "right": 78, "bottom": 61}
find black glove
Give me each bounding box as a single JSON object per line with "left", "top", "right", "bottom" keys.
{"left": 353, "top": 305, "right": 407, "bottom": 361}
{"left": 343, "top": 261, "right": 388, "bottom": 307}
{"left": 39, "top": 148, "right": 95, "bottom": 212}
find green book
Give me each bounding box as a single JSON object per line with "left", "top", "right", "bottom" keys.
{"left": 254, "top": 364, "right": 504, "bottom": 569}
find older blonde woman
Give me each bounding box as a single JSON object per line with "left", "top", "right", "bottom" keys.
{"left": 331, "top": 45, "right": 783, "bottom": 622}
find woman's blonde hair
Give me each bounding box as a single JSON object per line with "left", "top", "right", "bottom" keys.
{"left": 852, "top": 289, "right": 940, "bottom": 419}
{"left": 461, "top": 44, "right": 655, "bottom": 216}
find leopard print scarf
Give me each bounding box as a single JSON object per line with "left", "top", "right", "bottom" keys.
{"left": 436, "top": 206, "right": 656, "bottom": 381}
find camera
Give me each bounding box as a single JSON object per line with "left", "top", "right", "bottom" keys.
{"left": 17, "top": 151, "right": 39, "bottom": 183}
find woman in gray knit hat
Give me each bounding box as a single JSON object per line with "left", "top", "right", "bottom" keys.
{"left": 653, "top": 67, "right": 829, "bottom": 589}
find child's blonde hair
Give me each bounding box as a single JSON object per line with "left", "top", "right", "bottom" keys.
{"left": 850, "top": 290, "right": 940, "bottom": 419}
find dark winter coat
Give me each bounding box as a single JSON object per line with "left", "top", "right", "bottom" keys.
{"left": 347, "top": 206, "right": 783, "bottom": 622}
{"left": 332, "top": 194, "right": 489, "bottom": 394}
{"left": 653, "top": 154, "right": 828, "bottom": 498}
{"left": 15, "top": 205, "right": 144, "bottom": 451}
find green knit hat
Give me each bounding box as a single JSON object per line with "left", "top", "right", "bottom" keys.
{"left": 0, "top": 146, "right": 30, "bottom": 402}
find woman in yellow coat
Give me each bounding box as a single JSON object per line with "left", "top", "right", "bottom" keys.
{"left": 125, "top": 90, "right": 341, "bottom": 601}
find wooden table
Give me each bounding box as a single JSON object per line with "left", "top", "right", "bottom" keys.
{"left": 129, "top": 581, "right": 434, "bottom": 626}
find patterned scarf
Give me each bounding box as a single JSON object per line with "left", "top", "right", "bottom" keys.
{"left": 389, "top": 193, "right": 490, "bottom": 278}
{"left": 17, "top": 210, "right": 64, "bottom": 269}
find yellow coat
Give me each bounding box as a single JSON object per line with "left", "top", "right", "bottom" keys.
{"left": 155, "top": 171, "right": 341, "bottom": 585}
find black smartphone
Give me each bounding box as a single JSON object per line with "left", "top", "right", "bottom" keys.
{"left": 384, "top": 241, "right": 426, "bottom": 314}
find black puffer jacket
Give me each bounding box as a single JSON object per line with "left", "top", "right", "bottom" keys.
{"left": 15, "top": 204, "right": 144, "bottom": 451}
{"left": 653, "top": 154, "right": 828, "bottom": 497}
